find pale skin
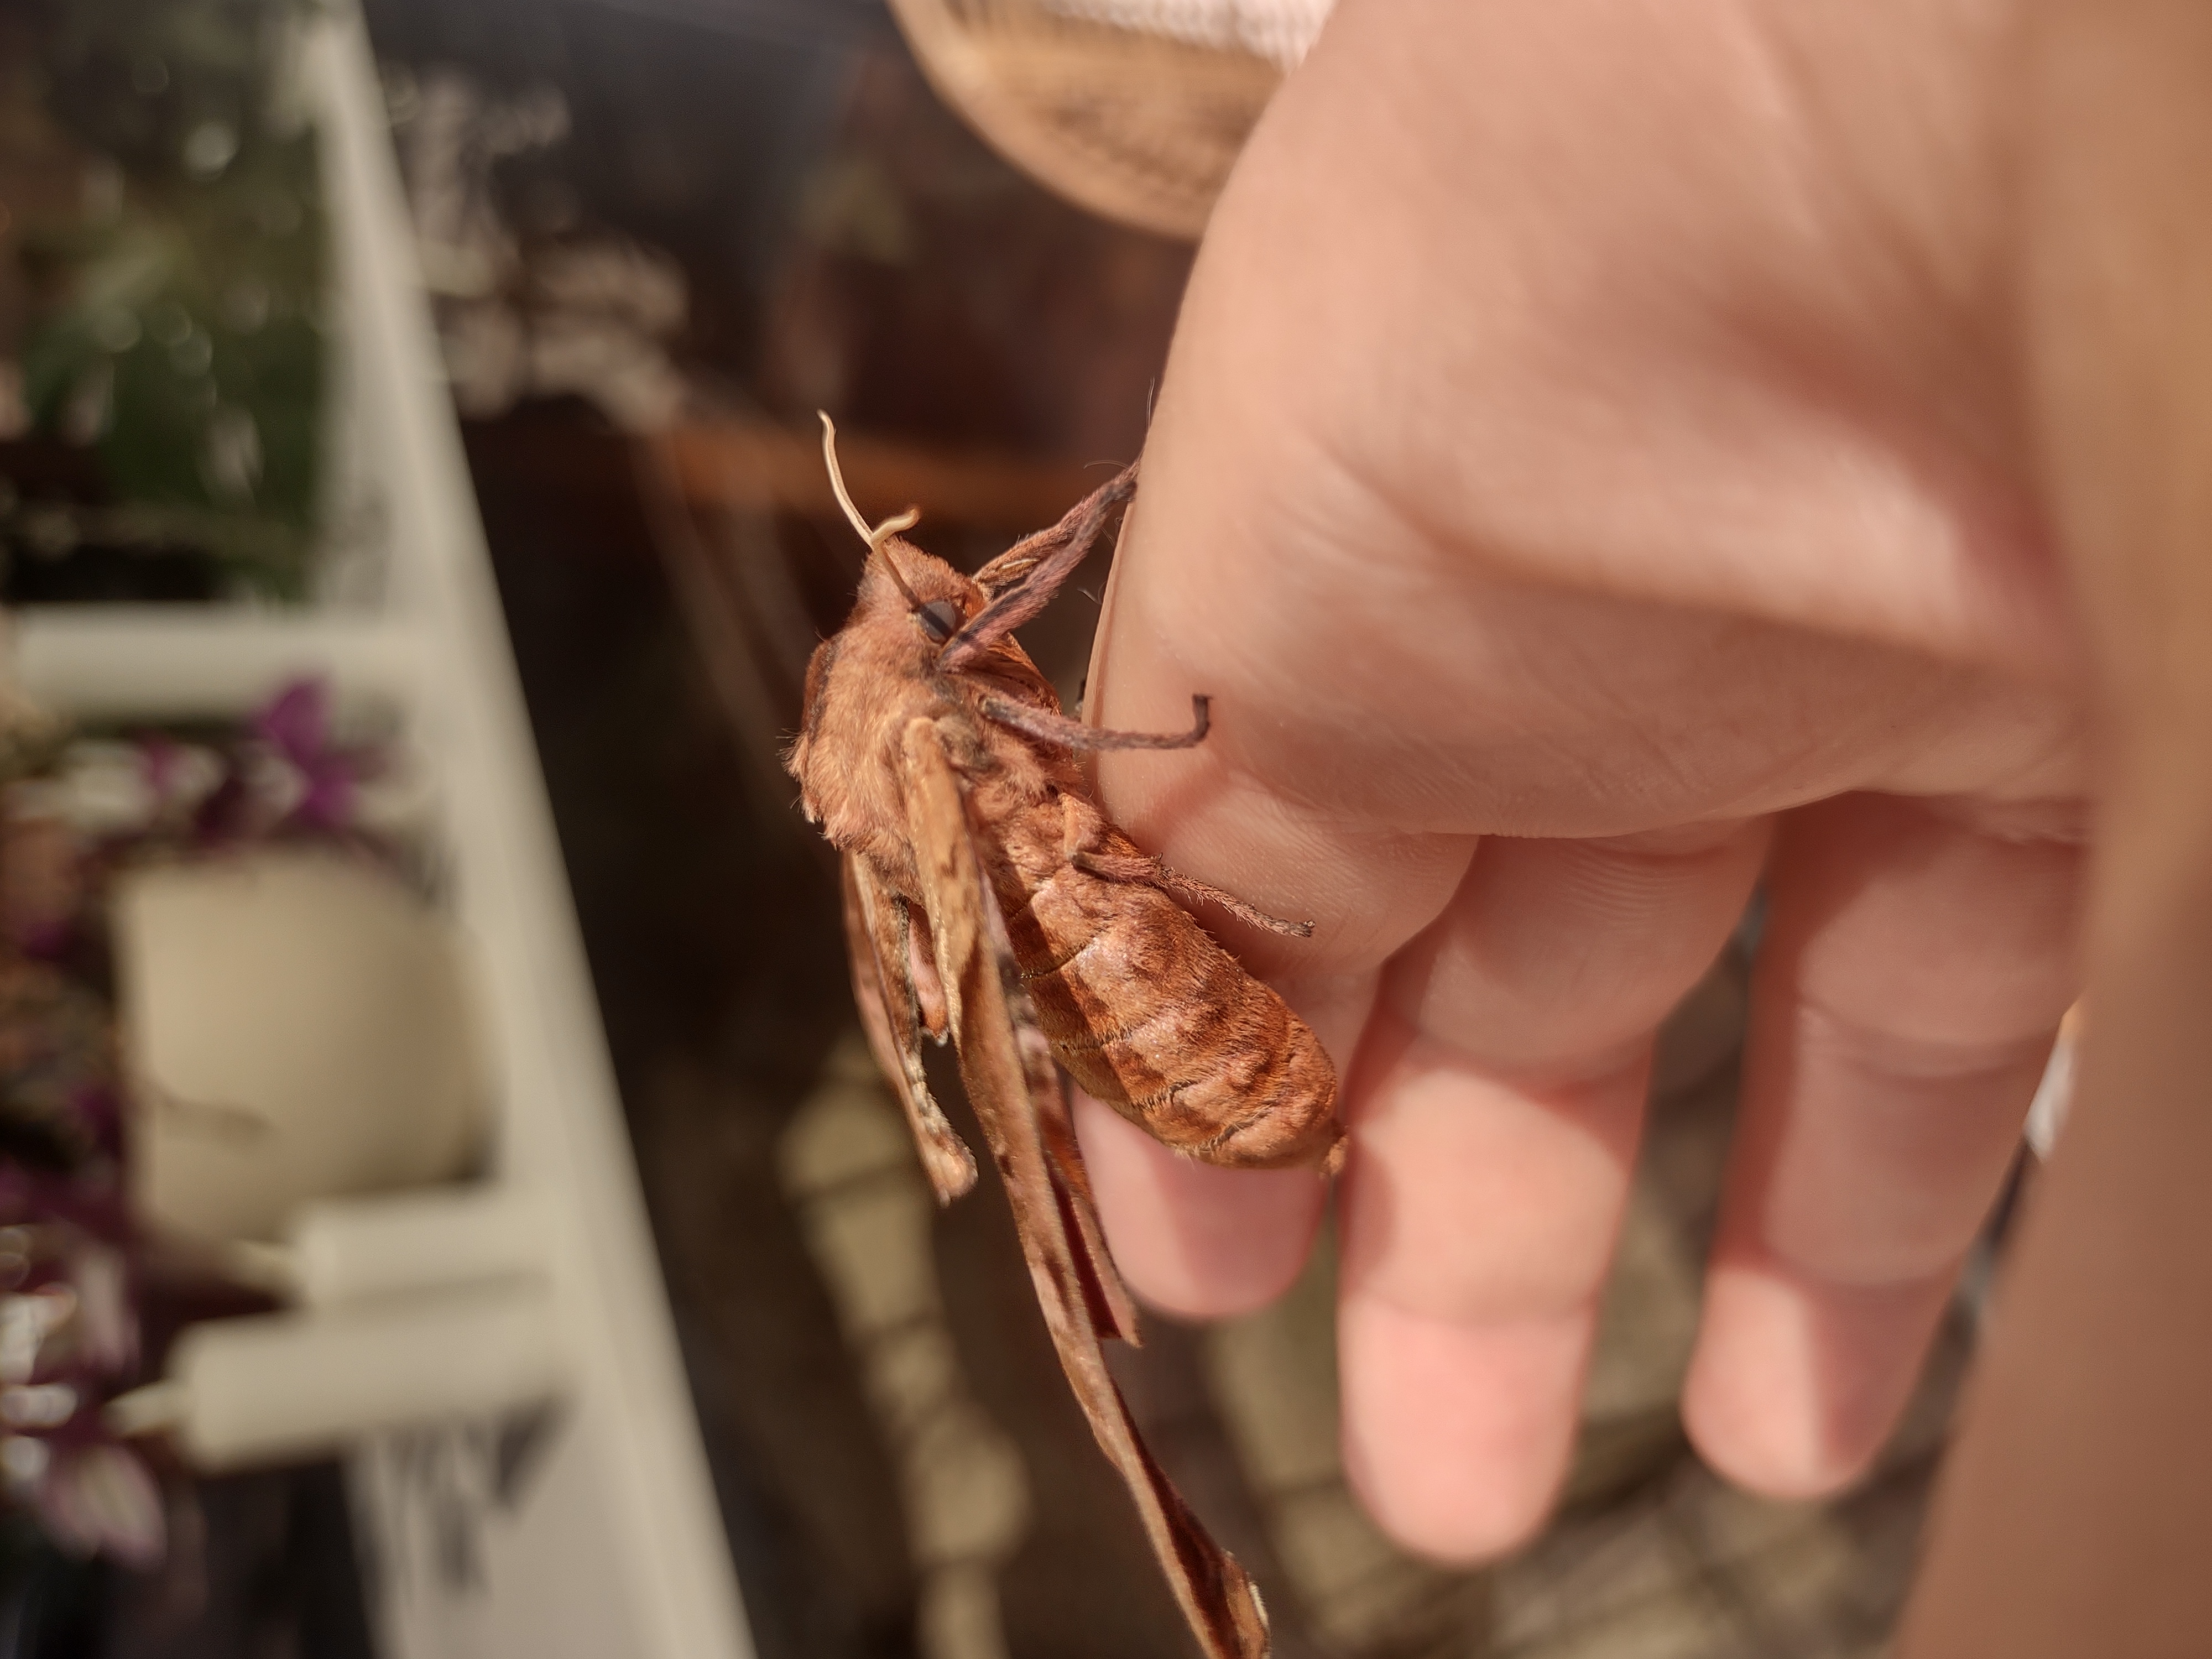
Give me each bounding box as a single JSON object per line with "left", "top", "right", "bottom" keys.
{"left": 1076, "top": 0, "right": 2104, "bottom": 1567}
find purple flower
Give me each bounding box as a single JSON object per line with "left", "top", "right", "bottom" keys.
{"left": 0, "top": 1213, "right": 161, "bottom": 1564}
{"left": 28, "top": 1442, "right": 164, "bottom": 1568}
{"left": 250, "top": 679, "right": 330, "bottom": 765}
{"left": 248, "top": 678, "right": 364, "bottom": 834}
{"left": 0, "top": 1168, "right": 131, "bottom": 1245}
{"left": 137, "top": 738, "right": 185, "bottom": 807}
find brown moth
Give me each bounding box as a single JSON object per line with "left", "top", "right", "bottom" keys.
{"left": 786, "top": 416, "right": 1342, "bottom": 1659}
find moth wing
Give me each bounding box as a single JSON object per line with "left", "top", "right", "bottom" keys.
{"left": 842, "top": 851, "right": 978, "bottom": 1203}
{"left": 899, "top": 716, "right": 1270, "bottom": 1659}
{"left": 896, "top": 719, "right": 1135, "bottom": 1339}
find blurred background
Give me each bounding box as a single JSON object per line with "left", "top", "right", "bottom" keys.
{"left": 0, "top": 2, "right": 2006, "bottom": 1655}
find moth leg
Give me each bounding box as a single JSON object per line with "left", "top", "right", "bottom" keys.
{"left": 843, "top": 853, "right": 977, "bottom": 1203}
{"left": 943, "top": 461, "right": 1139, "bottom": 669}
{"left": 897, "top": 714, "right": 1269, "bottom": 1659}
{"left": 901, "top": 899, "right": 950, "bottom": 1042}
{"left": 1147, "top": 864, "right": 1316, "bottom": 940}
{"left": 969, "top": 462, "right": 1137, "bottom": 596}
{"left": 980, "top": 692, "right": 1209, "bottom": 752}
{"left": 1058, "top": 795, "right": 1316, "bottom": 940}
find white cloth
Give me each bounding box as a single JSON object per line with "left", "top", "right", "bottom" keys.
{"left": 1040, "top": 0, "right": 1334, "bottom": 67}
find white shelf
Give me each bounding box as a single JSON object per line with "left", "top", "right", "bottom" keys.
{"left": 9, "top": 9, "right": 754, "bottom": 1657}
{"left": 14, "top": 610, "right": 420, "bottom": 716}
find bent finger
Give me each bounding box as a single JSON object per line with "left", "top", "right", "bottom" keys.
{"left": 1075, "top": 966, "right": 1380, "bottom": 1317}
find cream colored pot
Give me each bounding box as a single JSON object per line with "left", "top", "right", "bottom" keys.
{"left": 112, "top": 849, "right": 484, "bottom": 1242}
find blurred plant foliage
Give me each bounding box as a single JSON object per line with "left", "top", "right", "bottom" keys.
{"left": 12, "top": 0, "right": 324, "bottom": 596}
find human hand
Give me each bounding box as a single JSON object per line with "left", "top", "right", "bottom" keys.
{"left": 1077, "top": 0, "right": 2085, "bottom": 1562}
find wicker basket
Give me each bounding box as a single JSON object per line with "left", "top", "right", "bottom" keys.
{"left": 886, "top": 0, "right": 1292, "bottom": 239}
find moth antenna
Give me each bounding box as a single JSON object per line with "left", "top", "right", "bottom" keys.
{"left": 819, "top": 412, "right": 925, "bottom": 607}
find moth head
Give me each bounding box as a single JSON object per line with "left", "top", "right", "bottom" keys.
{"left": 821, "top": 412, "right": 980, "bottom": 650}
{"left": 784, "top": 634, "right": 835, "bottom": 795}
{"left": 915, "top": 597, "right": 962, "bottom": 643}
{"left": 859, "top": 541, "right": 979, "bottom": 647}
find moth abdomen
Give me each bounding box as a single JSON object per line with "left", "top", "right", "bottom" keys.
{"left": 1008, "top": 860, "right": 1340, "bottom": 1171}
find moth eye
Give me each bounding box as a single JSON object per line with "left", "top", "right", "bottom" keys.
{"left": 917, "top": 599, "right": 962, "bottom": 642}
